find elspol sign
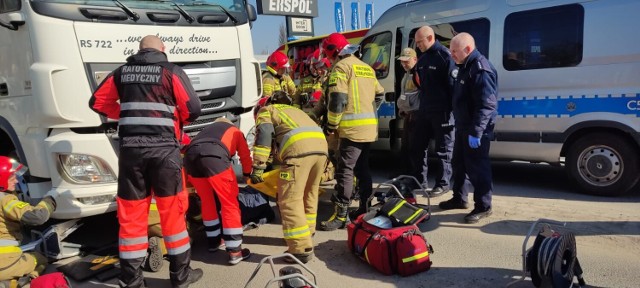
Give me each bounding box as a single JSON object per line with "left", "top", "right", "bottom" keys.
{"left": 256, "top": 0, "right": 319, "bottom": 18}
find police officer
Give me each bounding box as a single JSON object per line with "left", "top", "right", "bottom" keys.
{"left": 318, "top": 33, "right": 385, "bottom": 231}
{"left": 183, "top": 117, "right": 253, "bottom": 265}
{"left": 251, "top": 92, "right": 328, "bottom": 264}
{"left": 438, "top": 32, "right": 498, "bottom": 224}
{"left": 413, "top": 26, "right": 456, "bottom": 196}
{"left": 89, "top": 35, "right": 202, "bottom": 288}
{"left": 0, "top": 156, "right": 56, "bottom": 285}
{"left": 262, "top": 51, "right": 296, "bottom": 99}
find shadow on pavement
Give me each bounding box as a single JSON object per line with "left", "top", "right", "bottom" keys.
{"left": 480, "top": 219, "right": 640, "bottom": 236}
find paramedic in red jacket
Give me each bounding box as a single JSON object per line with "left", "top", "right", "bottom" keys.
{"left": 88, "top": 35, "right": 202, "bottom": 288}
{"left": 183, "top": 117, "right": 253, "bottom": 265}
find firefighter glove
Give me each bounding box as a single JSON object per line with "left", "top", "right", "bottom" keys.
{"left": 42, "top": 196, "right": 57, "bottom": 212}
{"left": 468, "top": 135, "right": 481, "bottom": 149}
{"left": 323, "top": 125, "right": 336, "bottom": 135}
{"left": 250, "top": 168, "right": 265, "bottom": 184}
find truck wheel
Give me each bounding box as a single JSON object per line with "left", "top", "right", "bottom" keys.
{"left": 566, "top": 133, "right": 639, "bottom": 196}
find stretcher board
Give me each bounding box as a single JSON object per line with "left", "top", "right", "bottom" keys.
{"left": 246, "top": 169, "right": 281, "bottom": 198}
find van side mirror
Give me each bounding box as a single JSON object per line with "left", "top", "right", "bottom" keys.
{"left": 0, "top": 12, "right": 25, "bottom": 30}
{"left": 246, "top": 4, "right": 257, "bottom": 22}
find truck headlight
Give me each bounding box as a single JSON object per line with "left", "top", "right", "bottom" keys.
{"left": 58, "top": 154, "right": 117, "bottom": 184}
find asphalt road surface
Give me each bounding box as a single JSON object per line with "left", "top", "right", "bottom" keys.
{"left": 48, "top": 153, "right": 640, "bottom": 288}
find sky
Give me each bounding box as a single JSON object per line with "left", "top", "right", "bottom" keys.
{"left": 248, "top": 0, "right": 405, "bottom": 54}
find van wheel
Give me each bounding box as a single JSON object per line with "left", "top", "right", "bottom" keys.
{"left": 566, "top": 133, "right": 639, "bottom": 196}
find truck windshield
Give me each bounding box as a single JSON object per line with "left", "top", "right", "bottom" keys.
{"left": 32, "top": 0, "right": 248, "bottom": 13}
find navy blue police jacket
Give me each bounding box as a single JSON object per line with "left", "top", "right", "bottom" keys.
{"left": 415, "top": 40, "right": 456, "bottom": 115}
{"left": 452, "top": 49, "right": 498, "bottom": 138}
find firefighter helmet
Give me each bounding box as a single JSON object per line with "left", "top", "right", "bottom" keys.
{"left": 267, "top": 51, "right": 290, "bottom": 70}
{"left": 308, "top": 49, "right": 331, "bottom": 70}
{"left": 321, "top": 33, "right": 350, "bottom": 59}
{"left": 0, "top": 156, "right": 28, "bottom": 191}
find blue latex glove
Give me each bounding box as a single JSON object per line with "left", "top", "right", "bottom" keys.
{"left": 468, "top": 135, "right": 481, "bottom": 149}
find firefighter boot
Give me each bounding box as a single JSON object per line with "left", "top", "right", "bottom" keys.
{"left": 319, "top": 202, "right": 349, "bottom": 231}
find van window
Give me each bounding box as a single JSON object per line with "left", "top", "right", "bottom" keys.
{"left": 360, "top": 32, "right": 392, "bottom": 78}
{"left": 503, "top": 4, "right": 584, "bottom": 71}
{"left": 409, "top": 18, "right": 490, "bottom": 58}
{"left": 0, "top": 0, "right": 20, "bottom": 13}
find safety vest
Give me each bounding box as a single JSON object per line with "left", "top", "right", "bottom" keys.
{"left": 253, "top": 104, "right": 328, "bottom": 168}
{"left": 327, "top": 55, "right": 385, "bottom": 142}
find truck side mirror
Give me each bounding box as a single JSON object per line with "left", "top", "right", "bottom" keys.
{"left": 0, "top": 12, "right": 25, "bottom": 30}
{"left": 246, "top": 4, "right": 257, "bottom": 22}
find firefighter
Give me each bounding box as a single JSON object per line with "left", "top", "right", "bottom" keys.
{"left": 262, "top": 51, "right": 296, "bottom": 99}
{"left": 251, "top": 92, "right": 328, "bottom": 264}
{"left": 0, "top": 156, "right": 56, "bottom": 285}
{"left": 183, "top": 117, "right": 253, "bottom": 265}
{"left": 293, "top": 49, "right": 329, "bottom": 112}
{"left": 88, "top": 35, "right": 202, "bottom": 288}
{"left": 319, "top": 33, "right": 385, "bottom": 231}
{"left": 306, "top": 51, "right": 337, "bottom": 182}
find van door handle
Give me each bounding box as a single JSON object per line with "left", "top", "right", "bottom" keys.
{"left": 0, "top": 83, "right": 8, "bottom": 96}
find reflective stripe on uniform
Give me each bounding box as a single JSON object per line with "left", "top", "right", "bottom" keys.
{"left": 279, "top": 126, "right": 325, "bottom": 154}
{"left": 203, "top": 219, "right": 220, "bottom": 226}
{"left": 306, "top": 213, "right": 317, "bottom": 225}
{"left": 121, "top": 102, "right": 175, "bottom": 113}
{"left": 119, "top": 117, "right": 174, "bottom": 127}
{"left": 0, "top": 246, "right": 22, "bottom": 254}
{"left": 340, "top": 113, "right": 378, "bottom": 127}
{"left": 119, "top": 236, "right": 147, "bottom": 246}
{"left": 3, "top": 199, "right": 25, "bottom": 213}
{"left": 0, "top": 239, "right": 20, "bottom": 247}
{"left": 273, "top": 105, "right": 298, "bottom": 129}
{"left": 253, "top": 146, "right": 271, "bottom": 158}
{"left": 164, "top": 230, "right": 191, "bottom": 255}
{"left": 283, "top": 225, "right": 311, "bottom": 239}
{"left": 223, "top": 228, "right": 243, "bottom": 235}
{"left": 352, "top": 78, "right": 360, "bottom": 113}
{"left": 402, "top": 251, "right": 429, "bottom": 263}
{"left": 119, "top": 236, "right": 148, "bottom": 259}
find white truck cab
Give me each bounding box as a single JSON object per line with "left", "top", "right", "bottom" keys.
{"left": 0, "top": 0, "right": 262, "bottom": 218}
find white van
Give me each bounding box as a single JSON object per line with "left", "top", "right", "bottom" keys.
{"left": 360, "top": 0, "right": 640, "bottom": 196}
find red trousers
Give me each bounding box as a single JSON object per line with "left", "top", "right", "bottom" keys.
{"left": 188, "top": 167, "right": 243, "bottom": 251}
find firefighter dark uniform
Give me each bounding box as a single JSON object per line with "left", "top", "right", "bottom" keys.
{"left": 183, "top": 118, "right": 253, "bottom": 263}
{"left": 413, "top": 40, "right": 456, "bottom": 191}
{"left": 444, "top": 49, "right": 498, "bottom": 221}
{"left": 252, "top": 103, "right": 328, "bottom": 263}
{"left": 0, "top": 157, "right": 55, "bottom": 283}
{"left": 89, "top": 47, "right": 202, "bottom": 288}
{"left": 319, "top": 34, "right": 385, "bottom": 231}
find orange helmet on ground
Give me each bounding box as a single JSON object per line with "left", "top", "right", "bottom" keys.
{"left": 267, "top": 51, "right": 290, "bottom": 70}
{"left": 0, "top": 156, "right": 28, "bottom": 191}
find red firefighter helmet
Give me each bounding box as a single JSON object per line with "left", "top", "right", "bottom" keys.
{"left": 322, "top": 33, "right": 350, "bottom": 59}
{"left": 0, "top": 156, "right": 28, "bottom": 191}
{"left": 267, "top": 51, "right": 290, "bottom": 70}
{"left": 308, "top": 49, "right": 331, "bottom": 70}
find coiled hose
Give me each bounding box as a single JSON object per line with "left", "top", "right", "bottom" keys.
{"left": 527, "top": 231, "right": 586, "bottom": 287}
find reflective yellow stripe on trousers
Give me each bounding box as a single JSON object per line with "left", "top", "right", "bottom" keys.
{"left": 283, "top": 225, "right": 311, "bottom": 239}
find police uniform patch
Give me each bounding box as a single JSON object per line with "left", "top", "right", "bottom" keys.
{"left": 451, "top": 68, "right": 459, "bottom": 79}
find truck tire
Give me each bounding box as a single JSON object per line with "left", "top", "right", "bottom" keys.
{"left": 566, "top": 133, "right": 639, "bottom": 196}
